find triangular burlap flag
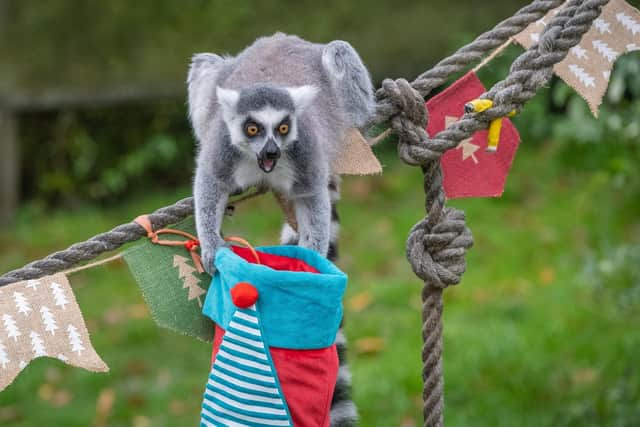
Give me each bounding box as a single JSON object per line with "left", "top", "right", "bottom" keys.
{"left": 0, "top": 273, "right": 108, "bottom": 391}
{"left": 123, "top": 217, "right": 214, "bottom": 343}
{"left": 333, "top": 128, "right": 383, "bottom": 175}
{"left": 514, "top": 0, "right": 640, "bottom": 116}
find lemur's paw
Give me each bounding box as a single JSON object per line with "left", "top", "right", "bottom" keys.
{"left": 201, "top": 248, "right": 217, "bottom": 276}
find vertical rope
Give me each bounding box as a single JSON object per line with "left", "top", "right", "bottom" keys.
{"left": 381, "top": 2, "right": 608, "bottom": 425}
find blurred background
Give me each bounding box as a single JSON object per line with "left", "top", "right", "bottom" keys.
{"left": 1, "top": 1, "right": 639, "bottom": 426}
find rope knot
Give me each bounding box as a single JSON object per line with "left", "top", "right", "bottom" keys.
{"left": 380, "top": 78, "right": 442, "bottom": 166}
{"left": 406, "top": 207, "right": 473, "bottom": 288}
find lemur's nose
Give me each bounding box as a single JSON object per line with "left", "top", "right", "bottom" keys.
{"left": 262, "top": 139, "right": 281, "bottom": 160}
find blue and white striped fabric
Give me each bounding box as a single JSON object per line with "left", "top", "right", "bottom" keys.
{"left": 201, "top": 305, "right": 293, "bottom": 427}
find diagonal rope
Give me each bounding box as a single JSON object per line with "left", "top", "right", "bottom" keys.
{"left": 0, "top": 197, "right": 195, "bottom": 286}
{"left": 373, "top": 0, "right": 566, "bottom": 124}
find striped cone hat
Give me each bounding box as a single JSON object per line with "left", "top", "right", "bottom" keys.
{"left": 201, "top": 283, "right": 293, "bottom": 427}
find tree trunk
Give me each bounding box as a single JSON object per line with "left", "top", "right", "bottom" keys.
{"left": 0, "top": 107, "right": 18, "bottom": 225}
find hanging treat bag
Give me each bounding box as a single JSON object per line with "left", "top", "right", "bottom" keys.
{"left": 200, "top": 239, "right": 347, "bottom": 427}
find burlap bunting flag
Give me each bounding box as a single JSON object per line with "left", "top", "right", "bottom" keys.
{"left": 0, "top": 273, "right": 108, "bottom": 391}
{"left": 514, "top": 0, "right": 640, "bottom": 116}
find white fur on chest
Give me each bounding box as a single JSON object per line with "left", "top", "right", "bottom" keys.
{"left": 232, "top": 155, "right": 296, "bottom": 194}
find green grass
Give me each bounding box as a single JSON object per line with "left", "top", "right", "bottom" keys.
{"left": 1, "top": 143, "right": 639, "bottom": 426}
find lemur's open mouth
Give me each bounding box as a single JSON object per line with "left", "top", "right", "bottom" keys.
{"left": 258, "top": 158, "right": 277, "bottom": 173}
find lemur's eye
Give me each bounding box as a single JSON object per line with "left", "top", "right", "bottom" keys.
{"left": 278, "top": 124, "right": 289, "bottom": 135}
{"left": 245, "top": 123, "right": 259, "bottom": 137}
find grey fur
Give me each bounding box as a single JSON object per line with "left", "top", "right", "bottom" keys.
{"left": 188, "top": 33, "right": 376, "bottom": 274}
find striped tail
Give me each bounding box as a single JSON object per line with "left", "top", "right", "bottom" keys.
{"left": 279, "top": 175, "right": 359, "bottom": 426}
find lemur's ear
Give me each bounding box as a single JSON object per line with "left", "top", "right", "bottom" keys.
{"left": 287, "top": 85, "right": 319, "bottom": 113}
{"left": 188, "top": 53, "right": 223, "bottom": 84}
{"left": 216, "top": 86, "right": 240, "bottom": 115}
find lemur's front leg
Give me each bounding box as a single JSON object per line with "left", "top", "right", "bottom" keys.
{"left": 293, "top": 188, "right": 331, "bottom": 257}
{"left": 194, "top": 166, "right": 230, "bottom": 275}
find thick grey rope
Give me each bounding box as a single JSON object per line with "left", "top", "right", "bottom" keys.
{"left": 377, "top": 1, "right": 608, "bottom": 426}
{"left": 373, "top": 0, "right": 565, "bottom": 123}
{"left": 0, "top": 197, "right": 194, "bottom": 286}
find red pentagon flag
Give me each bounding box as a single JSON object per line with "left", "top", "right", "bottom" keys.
{"left": 426, "top": 72, "right": 521, "bottom": 199}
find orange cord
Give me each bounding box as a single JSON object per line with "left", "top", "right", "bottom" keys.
{"left": 224, "top": 237, "right": 261, "bottom": 264}
{"left": 134, "top": 215, "right": 204, "bottom": 273}
{"left": 134, "top": 215, "right": 262, "bottom": 271}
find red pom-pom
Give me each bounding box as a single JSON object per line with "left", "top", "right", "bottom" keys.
{"left": 231, "top": 282, "right": 259, "bottom": 308}
{"left": 184, "top": 240, "right": 200, "bottom": 251}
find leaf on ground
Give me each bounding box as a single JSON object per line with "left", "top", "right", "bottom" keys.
{"left": 45, "top": 366, "right": 62, "bottom": 384}
{"left": 126, "top": 393, "right": 146, "bottom": 408}
{"left": 538, "top": 267, "right": 555, "bottom": 285}
{"left": 572, "top": 368, "right": 598, "bottom": 386}
{"left": 127, "top": 303, "right": 150, "bottom": 319}
{"left": 93, "top": 388, "right": 115, "bottom": 427}
{"left": 348, "top": 291, "right": 373, "bottom": 313}
{"left": 355, "top": 337, "right": 385, "bottom": 355}
{"left": 401, "top": 417, "right": 417, "bottom": 427}
{"left": 102, "top": 307, "right": 125, "bottom": 325}
{"left": 132, "top": 415, "right": 151, "bottom": 427}
{"left": 38, "top": 383, "right": 55, "bottom": 401}
{"left": 51, "top": 389, "right": 73, "bottom": 407}
{"left": 125, "top": 359, "right": 148, "bottom": 376}
{"left": 0, "top": 406, "right": 20, "bottom": 423}
{"left": 472, "top": 288, "right": 494, "bottom": 303}
{"left": 169, "top": 400, "right": 186, "bottom": 416}
{"left": 155, "top": 370, "right": 172, "bottom": 389}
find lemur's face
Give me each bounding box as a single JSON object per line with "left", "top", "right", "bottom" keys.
{"left": 239, "top": 107, "right": 293, "bottom": 173}
{"left": 216, "top": 84, "right": 318, "bottom": 173}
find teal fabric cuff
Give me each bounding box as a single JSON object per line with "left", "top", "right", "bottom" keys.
{"left": 202, "top": 246, "right": 347, "bottom": 350}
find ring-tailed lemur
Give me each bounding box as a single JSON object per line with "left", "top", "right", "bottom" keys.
{"left": 187, "top": 33, "right": 375, "bottom": 426}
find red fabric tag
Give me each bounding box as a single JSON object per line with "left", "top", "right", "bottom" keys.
{"left": 231, "top": 246, "right": 319, "bottom": 273}
{"left": 426, "top": 71, "right": 520, "bottom": 199}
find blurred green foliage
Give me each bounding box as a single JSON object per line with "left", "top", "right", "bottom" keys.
{"left": 19, "top": 102, "right": 193, "bottom": 204}
{"left": 0, "top": 0, "right": 530, "bottom": 92}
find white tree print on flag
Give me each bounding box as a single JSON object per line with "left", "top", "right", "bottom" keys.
{"left": 3, "top": 314, "right": 21, "bottom": 342}
{"left": 592, "top": 39, "right": 619, "bottom": 62}
{"left": 29, "top": 331, "right": 46, "bottom": 357}
{"left": 0, "top": 341, "right": 9, "bottom": 369}
{"left": 67, "top": 325, "right": 85, "bottom": 355}
{"left": 40, "top": 306, "right": 58, "bottom": 335}
{"left": 25, "top": 280, "right": 40, "bottom": 291}
{"left": 0, "top": 273, "right": 108, "bottom": 391}
{"left": 617, "top": 12, "right": 640, "bottom": 35}
{"left": 568, "top": 64, "right": 596, "bottom": 88}
{"left": 594, "top": 18, "right": 612, "bottom": 34}
{"left": 570, "top": 45, "right": 589, "bottom": 60}
{"left": 514, "top": 0, "right": 640, "bottom": 116}
{"left": 13, "top": 292, "right": 32, "bottom": 316}
{"left": 50, "top": 282, "right": 70, "bottom": 310}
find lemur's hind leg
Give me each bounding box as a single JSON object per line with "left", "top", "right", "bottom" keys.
{"left": 280, "top": 176, "right": 341, "bottom": 261}
{"left": 278, "top": 175, "right": 355, "bottom": 425}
